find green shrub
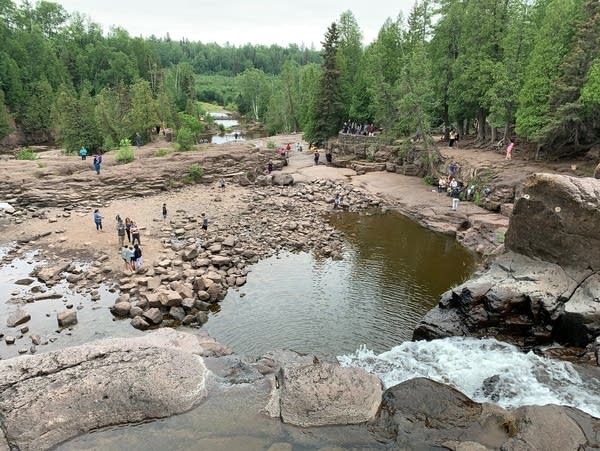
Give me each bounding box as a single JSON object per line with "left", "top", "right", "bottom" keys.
{"left": 423, "top": 175, "right": 435, "bottom": 186}
{"left": 188, "top": 163, "right": 204, "bottom": 182}
{"left": 267, "top": 140, "right": 276, "bottom": 149}
{"left": 115, "top": 138, "right": 135, "bottom": 164}
{"left": 16, "top": 147, "right": 37, "bottom": 160}
{"left": 473, "top": 190, "right": 481, "bottom": 205}
{"left": 154, "top": 148, "right": 171, "bottom": 157}
{"left": 176, "top": 127, "right": 195, "bottom": 151}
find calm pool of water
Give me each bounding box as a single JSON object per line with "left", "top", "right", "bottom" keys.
{"left": 205, "top": 212, "right": 477, "bottom": 358}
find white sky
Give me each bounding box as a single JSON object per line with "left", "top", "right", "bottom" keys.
{"left": 42, "top": 0, "right": 415, "bottom": 48}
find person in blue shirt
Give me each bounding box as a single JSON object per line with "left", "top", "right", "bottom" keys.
{"left": 93, "top": 209, "right": 103, "bottom": 231}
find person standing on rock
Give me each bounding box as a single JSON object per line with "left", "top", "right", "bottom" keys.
{"left": 121, "top": 245, "right": 132, "bottom": 271}
{"left": 130, "top": 222, "right": 141, "bottom": 245}
{"left": 79, "top": 146, "right": 88, "bottom": 160}
{"left": 201, "top": 213, "right": 208, "bottom": 233}
{"left": 162, "top": 203, "right": 168, "bottom": 221}
{"left": 267, "top": 161, "right": 273, "bottom": 174}
{"left": 93, "top": 153, "right": 102, "bottom": 174}
{"left": 124, "top": 217, "right": 132, "bottom": 242}
{"left": 135, "top": 132, "right": 141, "bottom": 150}
{"left": 117, "top": 218, "right": 126, "bottom": 247}
{"left": 314, "top": 150, "right": 320, "bottom": 165}
{"left": 93, "top": 209, "right": 103, "bottom": 232}
{"left": 133, "top": 244, "right": 143, "bottom": 269}
{"left": 334, "top": 194, "right": 341, "bottom": 209}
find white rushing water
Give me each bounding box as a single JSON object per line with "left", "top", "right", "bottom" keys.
{"left": 338, "top": 337, "right": 600, "bottom": 418}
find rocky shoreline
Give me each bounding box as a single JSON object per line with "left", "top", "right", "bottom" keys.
{"left": 0, "top": 329, "right": 598, "bottom": 450}
{"left": 1, "top": 135, "right": 600, "bottom": 449}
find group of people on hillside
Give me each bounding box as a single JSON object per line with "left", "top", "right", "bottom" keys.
{"left": 342, "top": 122, "right": 378, "bottom": 136}
{"left": 79, "top": 147, "right": 103, "bottom": 174}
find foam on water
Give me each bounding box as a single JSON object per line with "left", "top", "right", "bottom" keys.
{"left": 338, "top": 337, "right": 600, "bottom": 418}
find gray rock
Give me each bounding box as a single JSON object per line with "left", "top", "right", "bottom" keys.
{"left": 272, "top": 173, "right": 294, "bottom": 186}
{"left": 14, "top": 278, "right": 34, "bottom": 286}
{"left": 275, "top": 362, "right": 382, "bottom": 427}
{"left": 57, "top": 310, "right": 77, "bottom": 328}
{"left": 143, "top": 308, "right": 163, "bottom": 325}
{"left": 210, "top": 255, "right": 231, "bottom": 266}
{"left": 130, "top": 315, "right": 150, "bottom": 330}
{"left": 5, "top": 336, "right": 15, "bottom": 345}
{"left": 0, "top": 329, "right": 209, "bottom": 450}
{"left": 169, "top": 306, "right": 186, "bottom": 322}
{"left": 109, "top": 302, "right": 131, "bottom": 317}
{"left": 7, "top": 309, "right": 31, "bottom": 328}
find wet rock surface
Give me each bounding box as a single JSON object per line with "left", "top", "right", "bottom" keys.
{"left": 372, "top": 378, "right": 599, "bottom": 450}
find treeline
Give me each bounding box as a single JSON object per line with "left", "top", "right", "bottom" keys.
{"left": 0, "top": 0, "right": 320, "bottom": 150}
{"left": 254, "top": 0, "right": 599, "bottom": 158}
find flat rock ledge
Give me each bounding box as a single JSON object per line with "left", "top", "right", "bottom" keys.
{"left": 0, "top": 329, "right": 227, "bottom": 451}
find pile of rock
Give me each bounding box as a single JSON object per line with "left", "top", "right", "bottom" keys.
{"left": 109, "top": 181, "right": 383, "bottom": 331}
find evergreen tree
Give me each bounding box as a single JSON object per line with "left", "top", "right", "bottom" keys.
{"left": 126, "top": 79, "right": 159, "bottom": 142}
{"left": 516, "top": 0, "right": 582, "bottom": 143}
{"left": 538, "top": 0, "right": 600, "bottom": 155}
{"left": 313, "top": 22, "right": 344, "bottom": 144}
{"left": 0, "top": 89, "right": 14, "bottom": 139}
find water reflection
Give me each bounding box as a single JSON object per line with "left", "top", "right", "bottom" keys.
{"left": 205, "top": 212, "right": 477, "bottom": 358}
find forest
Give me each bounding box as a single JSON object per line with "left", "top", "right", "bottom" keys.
{"left": 0, "top": 0, "right": 599, "bottom": 158}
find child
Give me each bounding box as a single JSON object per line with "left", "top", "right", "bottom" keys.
{"left": 133, "top": 244, "right": 143, "bottom": 270}
{"left": 506, "top": 138, "right": 515, "bottom": 160}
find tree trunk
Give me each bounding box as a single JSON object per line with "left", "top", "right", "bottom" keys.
{"left": 503, "top": 123, "right": 510, "bottom": 144}
{"left": 442, "top": 102, "right": 450, "bottom": 140}
{"left": 491, "top": 126, "right": 497, "bottom": 147}
{"left": 476, "top": 109, "right": 487, "bottom": 141}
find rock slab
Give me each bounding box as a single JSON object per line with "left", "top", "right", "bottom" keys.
{"left": 0, "top": 329, "right": 209, "bottom": 450}
{"left": 276, "top": 361, "right": 382, "bottom": 427}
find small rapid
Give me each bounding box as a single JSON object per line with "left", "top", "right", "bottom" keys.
{"left": 338, "top": 337, "right": 600, "bottom": 418}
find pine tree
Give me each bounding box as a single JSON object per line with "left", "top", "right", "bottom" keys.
{"left": 313, "top": 22, "right": 344, "bottom": 144}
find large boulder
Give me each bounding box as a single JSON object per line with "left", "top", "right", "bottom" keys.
{"left": 0, "top": 329, "right": 209, "bottom": 450}
{"left": 505, "top": 174, "right": 600, "bottom": 271}
{"left": 372, "top": 378, "right": 598, "bottom": 450}
{"left": 273, "top": 361, "right": 382, "bottom": 427}
{"left": 272, "top": 173, "right": 294, "bottom": 186}
{"left": 413, "top": 252, "right": 586, "bottom": 346}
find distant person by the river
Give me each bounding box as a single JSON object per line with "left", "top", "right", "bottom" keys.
{"left": 130, "top": 222, "right": 141, "bottom": 245}
{"left": 93, "top": 209, "right": 103, "bottom": 232}
{"left": 117, "top": 218, "right": 126, "bottom": 247}
{"left": 234, "top": 132, "right": 239, "bottom": 140}
{"left": 135, "top": 132, "right": 141, "bottom": 150}
{"left": 79, "top": 146, "right": 88, "bottom": 160}
{"left": 267, "top": 161, "right": 273, "bottom": 174}
{"left": 201, "top": 213, "right": 208, "bottom": 233}
{"left": 162, "top": 203, "right": 167, "bottom": 221}
{"left": 314, "top": 150, "right": 320, "bottom": 165}
{"left": 450, "top": 178, "right": 460, "bottom": 210}
{"left": 219, "top": 178, "right": 225, "bottom": 188}
{"left": 506, "top": 138, "right": 514, "bottom": 160}
{"left": 93, "top": 154, "right": 102, "bottom": 174}
{"left": 325, "top": 149, "right": 332, "bottom": 164}
{"left": 448, "top": 161, "right": 459, "bottom": 177}
{"left": 334, "top": 194, "right": 341, "bottom": 209}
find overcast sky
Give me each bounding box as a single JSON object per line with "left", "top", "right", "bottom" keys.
{"left": 44, "top": 0, "right": 415, "bottom": 48}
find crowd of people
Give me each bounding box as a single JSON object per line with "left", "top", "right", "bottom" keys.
{"left": 341, "top": 122, "right": 378, "bottom": 136}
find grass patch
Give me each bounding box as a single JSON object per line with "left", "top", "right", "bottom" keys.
{"left": 153, "top": 148, "right": 171, "bottom": 157}
{"left": 188, "top": 163, "right": 204, "bottom": 182}
{"left": 37, "top": 162, "right": 47, "bottom": 168}
{"left": 423, "top": 175, "right": 436, "bottom": 186}
{"left": 16, "top": 147, "right": 37, "bottom": 160}
{"left": 115, "top": 138, "right": 135, "bottom": 164}
{"left": 198, "top": 101, "right": 224, "bottom": 112}
{"left": 267, "top": 140, "right": 276, "bottom": 149}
